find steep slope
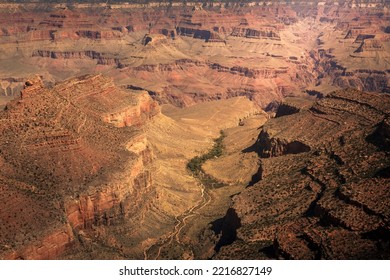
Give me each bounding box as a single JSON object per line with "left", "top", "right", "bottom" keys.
{"left": 0, "top": 0, "right": 389, "bottom": 260}
{"left": 65, "top": 96, "right": 267, "bottom": 260}
{"left": 212, "top": 89, "right": 390, "bottom": 259}
{"left": 0, "top": 1, "right": 388, "bottom": 109}
{"left": 0, "top": 74, "right": 159, "bottom": 259}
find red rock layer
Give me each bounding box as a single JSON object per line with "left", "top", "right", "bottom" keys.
{"left": 1, "top": 2, "right": 388, "bottom": 108}
{"left": 213, "top": 89, "right": 390, "bottom": 259}
{"left": 0, "top": 74, "right": 158, "bottom": 259}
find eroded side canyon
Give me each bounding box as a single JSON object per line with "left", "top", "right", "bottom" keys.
{"left": 0, "top": 1, "right": 389, "bottom": 260}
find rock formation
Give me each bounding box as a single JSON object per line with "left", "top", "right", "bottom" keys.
{"left": 0, "top": 1, "right": 388, "bottom": 109}
{"left": 212, "top": 89, "right": 390, "bottom": 260}
{"left": 0, "top": 74, "right": 158, "bottom": 259}
{"left": 0, "top": 0, "right": 389, "bottom": 260}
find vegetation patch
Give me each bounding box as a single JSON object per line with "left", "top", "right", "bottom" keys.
{"left": 187, "top": 130, "right": 226, "bottom": 188}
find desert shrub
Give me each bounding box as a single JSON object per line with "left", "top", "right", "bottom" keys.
{"left": 186, "top": 130, "right": 226, "bottom": 188}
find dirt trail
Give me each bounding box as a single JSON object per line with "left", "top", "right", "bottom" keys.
{"left": 143, "top": 182, "right": 211, "bottom": 260}
{"left": 141, "top": 98, "right": 264, "bottom": 260}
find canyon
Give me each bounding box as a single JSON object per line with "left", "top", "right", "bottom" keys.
{"left": 1, "top": 0, "right": 389, "bottom": 108}
{"left": 212, "top": 89, "right": 390, "bottom": 259}
{"left": 0, "top": 1, "right": 389, "bottom": 260}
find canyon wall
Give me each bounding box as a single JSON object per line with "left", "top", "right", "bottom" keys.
{"left": 0, "top": 1, "right": 388, "bottom": 109}
{"left": 0, "top": 74, "right": 159, "bottom": 259}
{"left": 0, "top": 0, "right": 389, "bottom": 260}
{"left": 213, "top": 89, "right": 390, "bottom": 259}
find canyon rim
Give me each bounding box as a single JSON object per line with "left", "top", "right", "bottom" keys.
{"left": 0, "top": 0, "right": 389, "bottom": 260}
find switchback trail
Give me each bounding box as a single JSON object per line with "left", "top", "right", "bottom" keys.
{"left": 143, "top": 182, "right": 212, "bottom": 260}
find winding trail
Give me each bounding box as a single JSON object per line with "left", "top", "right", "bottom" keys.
{"left": 143, "top": 182, "right": 212, "bottom": 260}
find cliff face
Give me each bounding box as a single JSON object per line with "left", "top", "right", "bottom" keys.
{"left": 311, "top": 48, "right": 389, "bottom": 94}
{"left": 102, "top": 91, "right": 160, "bottom": 127}
{"left": 1, "top": 1, "right": 388, "bottom": 110}
{"left": 64, "top": 139, "right": 154, "bottom": 231}
{"left": 0, "top": 74, "right": 159, "bottom": 259}
{"left": 231, "top": 28, "right": 281, "bottom": 40}
{"left": 0, "top": 1, "right": 389, "bottom": 260}
{"left": 213, "top": 89, "right": 390, "bottom": 260}
{"left": 125, "top": 58, "right": 313, "bottom": 108}
{"left": 32, "top": 50, "right": 124, "bottom": 68}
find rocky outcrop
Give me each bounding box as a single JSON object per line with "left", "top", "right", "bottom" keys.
{"left": 353, "top": 39, "right": 384, "bottom": 54}
{"left": 176, "top": 26, "right": 211, "bottom": 41}
{"left": 354, "top": 34, "right": 376, "bottom": 44}
{"left": 231, "top": 28, "right": 281, "bottom": 40}
{"left": 0, "top": 74, "right": 159, "bottom": 259}
{"left": 102, "top": 91, "right": 160, "bottom": 127}
{"left": 65, "top": 148, "right": 153, "bottom": 230}
{"left": 311, "top": 48, "right": 389, "bottom": 93}
{"left": 32, "top": 50, "right": 124, "bottom": 67}
{"left": 275, "top": 103, "right": 301, "bottom": 118}
{"left": 0, "top": 0, "right": 389, "bottom": 261}
{"left": 213, "top": 89, "right": 390, "bottom": 259}
{"left": 332, "top": 70, "right": 389, "bottom": 93}
{"left": 2, "top": 1, "right": 387, "bottom": 111}
{"left": 75, "top": 30, "right": 101, "bottom": 40}
{"left": 125, "top": 56, "right": 309, "bottom": 108}
{"left": 133, "top": 59, "right": 287, "bottom": 79}
{"left": 141, "top": 34, "right": 169, "bottom": 46}
{"left": 2, "top": 222, "right": 75, "bottom": 260}
{"left": 21, "top": 75, "right": 44, "bottom": 98}
{"left": 174, "top": 26, "right": 225, "bottom": 43}
{"left": 256, "top": 130, "right": 311, "bottom": 157}
{"left": 344, "top": 28, "right": 359, "bottom": 39}
{"left": 367, "top": 117, "right": 390, "bottom": 151}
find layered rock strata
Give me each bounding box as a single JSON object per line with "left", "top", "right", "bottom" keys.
{"left": 213, "top": 89, "right": 390, "bottom": 259}
{"left": 1, "top": 1, "right": 388, "bottom": 109}
{"left": 0, "top": 74, "right": 158, "bottom": 259}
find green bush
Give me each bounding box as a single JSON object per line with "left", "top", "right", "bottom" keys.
{"left": 186, "top": 130, "right": 226, "bottom": 188}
